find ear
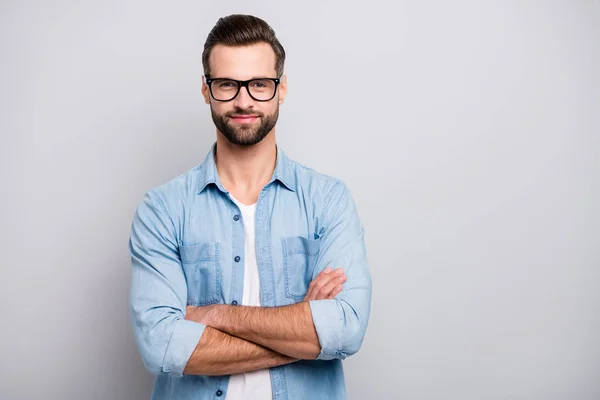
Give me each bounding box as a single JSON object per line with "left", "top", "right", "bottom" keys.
{"left": 202, "top": 76, "right": 210, "bottom": 105}
{"left": 278, "top": 74, "right": 288, "bottom": 105}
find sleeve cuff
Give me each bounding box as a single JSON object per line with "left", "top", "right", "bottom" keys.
{"left": 308, "top": 299, "right": 347, "bottom": 360}
{"left": 162, "top": 319, "right": 206, "bottom": 377}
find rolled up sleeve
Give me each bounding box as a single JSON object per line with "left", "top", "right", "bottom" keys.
{"left": 129, "top": 190, "right": 206, "bottom": 377}
{"left": 308, "top": 181, "right": 372, "bottom": 360}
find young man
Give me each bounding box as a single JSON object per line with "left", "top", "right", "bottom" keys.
{"left": 129, "top": 14, "right": 372, "bottom": 400}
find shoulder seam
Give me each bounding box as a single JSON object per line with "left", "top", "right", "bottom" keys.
{"left": 149, "top": 189, "right": 178, "bottom": 237}
{"left": 322, "top": 180, "right": 346, "bottom": 217}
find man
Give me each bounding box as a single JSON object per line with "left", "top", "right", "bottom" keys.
{"left": 129, "top": 14, "right": 372, "bottom": 400}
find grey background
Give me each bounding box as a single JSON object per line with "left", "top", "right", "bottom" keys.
{"left": 1, "top": 1, "right": 599, "bottom": 399}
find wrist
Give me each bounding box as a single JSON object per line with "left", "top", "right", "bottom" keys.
{"left": 184, "top": 304, "right": 220, "bottom": 326}
{"left": 204, "top": 304, "right": 223, "bottom": 327}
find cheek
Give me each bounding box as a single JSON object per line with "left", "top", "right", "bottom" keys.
{"left": 262, "top": 102, "right": 279, "bottom": 116}
{"left": 211, "top": 102, "right": 232, "bottom": 116}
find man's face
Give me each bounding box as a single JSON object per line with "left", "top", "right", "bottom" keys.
{"left": 202, "top": 42, "right": 287, "bottom": 146}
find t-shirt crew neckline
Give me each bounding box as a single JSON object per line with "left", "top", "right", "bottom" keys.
{"left": 230, "top": 195, "right": 257, "bottom": 209}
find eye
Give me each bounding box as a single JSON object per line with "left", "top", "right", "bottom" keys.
{"left": 217, "top": 80, "right": 237, "bottom": 89}
{"left": 250, "top": 80, "right": 270, "bottom": 88}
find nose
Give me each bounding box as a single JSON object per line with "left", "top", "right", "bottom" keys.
{"left": 233, "top": 85, "right": 253, "bottom": 109}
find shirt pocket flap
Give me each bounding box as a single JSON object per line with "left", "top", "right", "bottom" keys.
{"left": 283, "top": 236, "right": 321, "bottom": 257}
{"left": 180, "top": 242, "right": 217, "bottom": 263}
{"left": 179, "top": 241, "right": 221, "bottom": 305}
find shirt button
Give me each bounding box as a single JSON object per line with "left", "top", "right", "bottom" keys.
{"left": 216, "top": 389, "right": 223, "bottom": 396}
{"left": 234, "top": 256, "right": 241, "bottom": 262}
{"left": 231, "top": 300, "right": 238, "bottom": 305}
{"left": 233, "top": 214, "right": 240, "bottom": 221}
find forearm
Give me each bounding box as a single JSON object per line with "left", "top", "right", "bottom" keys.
{"left": 183, "top": 326, "right": 297, "bottom": 376}
{"left": 190, "top": 303, "right": 321, "bottom": 360}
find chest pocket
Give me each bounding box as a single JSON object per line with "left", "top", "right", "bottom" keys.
{"left": 179, "top": 241, "right": 221, "bottom": 305}
{"left": 282, "top": 236, "right": 321, "bottom": 300}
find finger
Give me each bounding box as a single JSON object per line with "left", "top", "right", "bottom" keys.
{"left": 314, "top": 266, "right": 333, "bottom": 283}
{"left": 305, "top": 267, "right": 332, "bottom": 301}
{"left": 307, "top": 267, "right": 334, "bottom": 295}
{"left": 315, "top": 274, "right": 346, "bottom": 300}
{"left": 307, "top": 268, "right": 330, "bottom": 299}
{"left": 311, "top": 268, "right": 342, "bottom": 295}
{"left": 328, "top": 285, "right": 343, "bottom": 299}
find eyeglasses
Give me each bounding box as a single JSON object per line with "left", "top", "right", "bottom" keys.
{"left": 205, "top": 76, "right": 281, "bottom": 102}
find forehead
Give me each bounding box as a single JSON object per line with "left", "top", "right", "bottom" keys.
{"left": 209, "top": 42, "right": 277, "bottom": 79}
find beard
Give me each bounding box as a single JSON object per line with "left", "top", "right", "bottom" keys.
{"left": 211, "top": 105, "right": 279, "bottom": 146}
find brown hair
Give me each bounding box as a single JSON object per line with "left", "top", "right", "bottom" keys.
{"left": 202, "top": 14, "right": 286, "bottom": 77}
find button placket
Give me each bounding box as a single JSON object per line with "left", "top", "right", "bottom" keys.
{"left": 230, "top": 201, "right": 245, "bottom": 314}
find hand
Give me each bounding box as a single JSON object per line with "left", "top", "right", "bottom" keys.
{"left": 303, "top": 267, "right": 346, "bottom": 301}
{"left": 185, "top": 305, "right": 214, "bottom": 324}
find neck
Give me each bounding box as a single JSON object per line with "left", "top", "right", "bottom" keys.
{"left": 214, "top": 131, "right": 277, "bottom": 203}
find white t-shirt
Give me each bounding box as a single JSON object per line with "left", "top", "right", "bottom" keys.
{"left": 226, "top": 196, "right": 273, "bottom": 400}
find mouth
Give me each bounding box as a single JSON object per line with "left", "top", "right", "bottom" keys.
{"left": 229, "top": 115, "right": 259, "bottom": 124}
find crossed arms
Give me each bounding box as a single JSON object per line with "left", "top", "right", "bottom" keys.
{"left": 129, "top": 181, "right": 371, "bottom": 377}
{"left": 183, "top": 268, "right": 346, "bottom": 375}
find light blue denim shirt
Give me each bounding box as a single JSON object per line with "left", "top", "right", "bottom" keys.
{"left": 129, "top": 143, "right": 372, "bottom": 400}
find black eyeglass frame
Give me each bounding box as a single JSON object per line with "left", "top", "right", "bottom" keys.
{"left": 205, "top": 76, "right": 281, "bottom": 102}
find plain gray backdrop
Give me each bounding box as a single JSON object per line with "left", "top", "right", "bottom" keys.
{"left": 1, "top": 1, "right": 599, "bottom": 399}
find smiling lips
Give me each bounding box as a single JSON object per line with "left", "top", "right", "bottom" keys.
{"left": 230, "top": 115, "right": 259, "bottom": 124}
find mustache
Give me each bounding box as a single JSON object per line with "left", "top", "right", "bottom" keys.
{"left": 225, "top": 109, "right": 263, "bottom": 117}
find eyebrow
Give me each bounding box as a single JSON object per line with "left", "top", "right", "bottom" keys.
{"left": 211, "top": 76, "right": 276, "bottom": 80}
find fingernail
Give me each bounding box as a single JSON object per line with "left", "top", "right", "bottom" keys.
{"left": 337, "top": 276, "right": 345, "bottom": 281}
{"left": 324, "top": 267, "right": 332, "bottom": 273}
{"left": 335, "top": 269, "right": 344, "bottom": 274}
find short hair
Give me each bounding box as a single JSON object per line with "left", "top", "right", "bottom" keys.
{"left": 202, "top": 14, "right": 286, "bottom": 77}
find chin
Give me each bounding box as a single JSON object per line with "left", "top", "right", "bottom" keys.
{"left": 224, "top": 133, "right": 263, "bottom": 146}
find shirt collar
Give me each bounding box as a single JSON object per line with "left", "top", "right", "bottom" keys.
{"left": 197, "top": 142, "right": 296, "bottom": 194}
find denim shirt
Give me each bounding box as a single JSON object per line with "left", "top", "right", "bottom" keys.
{"left": 129, "top": 143, "right": 372, "bottom": 400}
